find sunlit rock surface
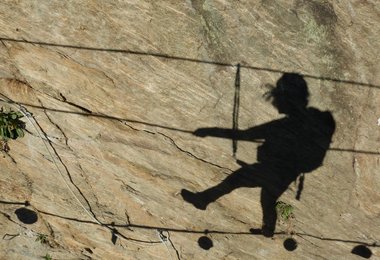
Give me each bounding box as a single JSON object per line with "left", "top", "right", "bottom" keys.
{"left": 0, "top": 1, "right": 379, "bottom": 259}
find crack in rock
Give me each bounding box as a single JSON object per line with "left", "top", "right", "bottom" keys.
{"left": 123, "top": 122, "right": 156, "bottom": 135}
{"left": 8, "top": 78, "right": 93, "bottom": 115}
{"left": 168, "top": 233, "right": 181, "bottom": 260}
{"left": 119, "top": 121, "right": 232, "bottom": 174}
{"left": 0, "top": 210, "right": 28, "bottom": 229}
{"left": 2, "top": 151, "right": 17, "bottom": 164}
{"left": 118, "top": 179, "right": 142, "bottom": 197}
{"left": 17, "top": 105, "right": 166, "bottom": 245}
{"left": 37, "top": 97, "right": 70, "bottom": 146}
{"left": 162, "top": 230, "right": 181, "bottom": 260}
{"left": 123, "top": 210, "right": 133, "bottom": 231}
{"left": 157, "top": 131, "right": 233, "bottom": 174}
{"left": 22, "top": 105, "right": 100, "bottom": 224}
{"left": 58, "top": 92, "right": 93, "bottom": 114}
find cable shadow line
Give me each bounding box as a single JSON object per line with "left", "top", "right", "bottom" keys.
{"left": 11, "top": 101, "right": 193, "bottom": 134}
{"left": 296, "top": 232, "right": 380, "bottom": 248}
{"left": 12, "top": 102, "right": 380, "bottom": 156}
{"left": 36, "top": 210, "right": 162, "bottom": 244}
{"left": 37, "top": 209, "right": 267, "bottom": 236}
{"left": 2, "top": 187, "right": 379, "bottom": 246}
{"left": 0, "top": 200, "right": 28, "bottom": 205}
{"left": 38, "top": 209, "right": 380, "bottom": 247}
{"left": 329, "top": 148, "right": 379, "bottom": 155}
{"left": 3, "top": 201, "right": 379, "bottom": 247}
{"left": 0, "top": 37, "right": 233, "bottom": 67}
{"left": 0, "top": 36, "right": 379, "bottom": 89}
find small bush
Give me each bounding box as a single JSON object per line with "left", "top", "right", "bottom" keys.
{"left": 275, "top": 201, "right": 294, "bottom": 221}
{"left": 36, "top": 233, "right": 48, "bottom": 244}
{"left": 0, "top": 107, "right": 26, "bottom": 152}
{"left": 0, "top": 107, "right": 25, "bottom": 140}
{"left": 42, "top": 253, "right": 52, "bottom": 260}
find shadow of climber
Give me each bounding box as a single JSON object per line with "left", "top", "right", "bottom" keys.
{"left": 181, "top": 73, "right": 336, "bottom": 237}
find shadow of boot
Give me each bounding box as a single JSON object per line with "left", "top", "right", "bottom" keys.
{"left": 261, "top": 224, "right": 275, "bottom": 238}
{"left": 181, "top": 189, "right": 208, "bottom": 210}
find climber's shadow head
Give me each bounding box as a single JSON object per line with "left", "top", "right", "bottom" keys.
{"left": 264, "top": 73, "right": 309, "bottom": 115}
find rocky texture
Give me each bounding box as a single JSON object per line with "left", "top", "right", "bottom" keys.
{"left": 0, "top": 1, "right": 379, "bottom": 259}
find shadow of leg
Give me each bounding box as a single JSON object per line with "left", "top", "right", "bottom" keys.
{"left": 260, "top": 188, "right": 278, "bottom": 237}
{"left": 181, "top": 165, "right": 258, "bottom": 210}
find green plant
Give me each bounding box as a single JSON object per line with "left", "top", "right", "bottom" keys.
{"left": 35, "top": 233, "right": 48, "bottom": 244}
{"left": 275, "top": 201, "right": 294, "bottom": 221}
{"left": 0, "top": 107, "right": 25, "bottom": 152}
{"left": 0, "top": 107, "right": 25, "bottom": 139}
{"left": 42, "top": 253, "right": 52, "bottom": 260}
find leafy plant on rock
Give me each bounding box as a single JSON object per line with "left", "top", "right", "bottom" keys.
{"left": 276, "top": 201, "right": 296, "bottom": 235}
{"left": 35, "top": 233, "right": 49, "bottom": 244}
{"left": 275, "top": 201, "right": 294, "bottom": 221}
{"left": 0, "top": 107, "right": 26, "bottom": 152}
{"left": 42, "top": 253, "right": 52, "bottom": 260}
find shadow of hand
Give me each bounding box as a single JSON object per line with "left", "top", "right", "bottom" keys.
{"left": 193, "top": 128, "right": 214, "bottom": 137}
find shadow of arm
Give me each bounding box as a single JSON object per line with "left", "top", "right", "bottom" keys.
{"left": 193, "top": 124, "right": 268, "bottom": 141}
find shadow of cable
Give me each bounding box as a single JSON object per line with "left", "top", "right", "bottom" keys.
{"left": 0, "top": 36, "right": 379, "bottom": 89}
{"left": 1, "top": 100, "right": 378, "bottom": 156}
{"left": 1, "top": 200, "right": 378, "bottom": 253}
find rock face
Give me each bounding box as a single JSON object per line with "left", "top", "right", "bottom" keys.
{"left": 0, "top": 1, "right": 379, "bottom": 259}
